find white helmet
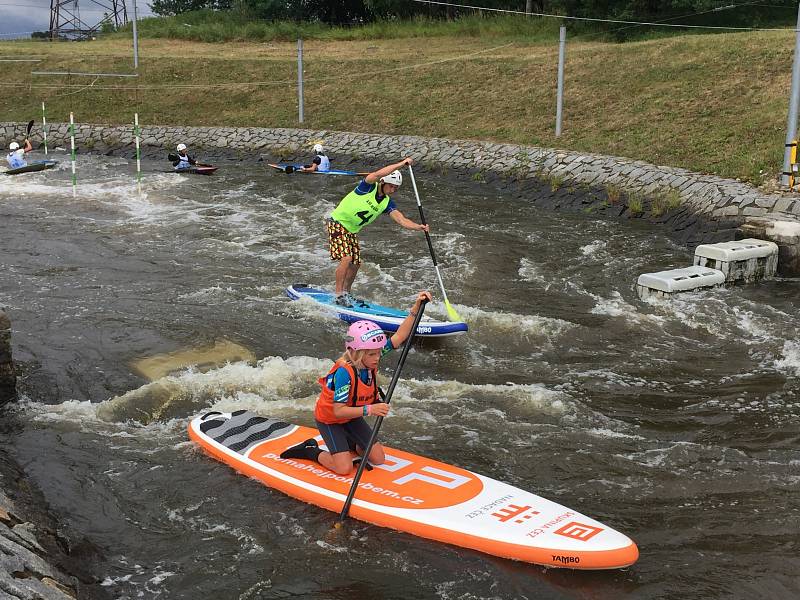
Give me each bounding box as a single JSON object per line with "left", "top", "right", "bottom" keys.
{"left": 9, "top": 142, "right": 19, "bottom": 151}
{"left": 176, "top": 143, "right": 187, "bottom": 151}
{"left": 380, "top": 170, "right": 403, "bottom": 187}
{"left": 313, "top": 143, "right": 324, "bottom": 154}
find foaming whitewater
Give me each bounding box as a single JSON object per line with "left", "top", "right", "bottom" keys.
{"left": 449, "top": 303, "right": 574, "bottom": 341}
{"left": 95, "top": 356, "right": 330, "bottom": 423}
{"left": 580, "top": 240, "right": 608, "bottom": 257}
{"left": 777, "top": 340, "right": 800, "bottom": 376}
{"left": 2, "top": 156, "right": 799, "bottom": 599}
{"left": 592, "top": 290, "right": 666, "bottom": 325}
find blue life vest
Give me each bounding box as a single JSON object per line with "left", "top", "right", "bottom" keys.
{"left": 174, "top": 152, "right": 191, "bottom": 170}
{"left": 7, "top": 151, "right": 26, "bottom": 169}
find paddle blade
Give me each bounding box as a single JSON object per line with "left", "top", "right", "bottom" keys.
{"left": 26, "top": 119, "right": 34, "bottom": 136}
{"left": 445, "top": 300, "right": 463, "bottom": 323}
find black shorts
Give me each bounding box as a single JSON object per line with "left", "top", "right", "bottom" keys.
{"left": 315, "top": 417, "right": 374, "bottom": 456}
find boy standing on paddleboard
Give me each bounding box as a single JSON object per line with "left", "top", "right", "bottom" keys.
{"left": 326, "top": 158, "right": 429, "bottom": 307}
{"left": 280, "top": 291, "right": 431, "bottom": 474}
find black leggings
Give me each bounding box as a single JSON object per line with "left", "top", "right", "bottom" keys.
{"left": 315, "top": 417, "right": 374, "bottom": 455}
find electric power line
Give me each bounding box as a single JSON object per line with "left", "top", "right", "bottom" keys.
{"left": 409, "top": 0, "right": 798, "bottom": 32}
{"left": 0, "top": 42, "right": 515, "bottom": 93}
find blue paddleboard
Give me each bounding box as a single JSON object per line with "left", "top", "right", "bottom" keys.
{"left": 268, "top": 163, "right": 368, "bottom": 176}
{"left": 286, "top": 285, "right": 468, "bottom": 337}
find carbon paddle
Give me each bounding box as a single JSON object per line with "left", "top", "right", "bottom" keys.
{"left": 336, "top": 300, "right": 428, "bottom": 526}
{"left": 407, "top": 165, "right": 463, "bottom": 323}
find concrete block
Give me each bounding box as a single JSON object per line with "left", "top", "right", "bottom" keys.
{"left": 636, "top": 265, "right": 725, "bottom": 300}
{"left": 693, "top": 238, "right": 778, "bottom": 282}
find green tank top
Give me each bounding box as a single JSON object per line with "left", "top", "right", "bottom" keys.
{"left": 330, "top": 182, "right": 390, "bottom": 233}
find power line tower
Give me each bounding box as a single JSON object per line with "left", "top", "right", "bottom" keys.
{"left": 49, "top": 0, "right": 128, "bottom": 41}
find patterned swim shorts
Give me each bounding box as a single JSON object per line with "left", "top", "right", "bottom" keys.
{"left": 327, "top": 219, "right": 361, "bottom": 265}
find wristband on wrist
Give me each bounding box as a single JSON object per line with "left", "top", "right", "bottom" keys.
{"left": 363, "top": 405, "right": 369, "bottom": 416}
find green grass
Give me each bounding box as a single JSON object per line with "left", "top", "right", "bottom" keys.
{"left": 605, "top": 184, "right": 622, "bottom": 204}
{"left": 651, "top": 192, "right": 668, "bottom": 217}
{"left": 549, "top": 174, "right": 565, "bottom": 191}
{"left": 121, "top": 12, "right": 567, "bottom": 44}
{"left": 0, "top": 17, "right": 795, "bottom": 184}
{"left": 627, "top": 193, "right": 644, "bottom": 215}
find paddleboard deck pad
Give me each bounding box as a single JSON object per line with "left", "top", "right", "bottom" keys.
{"left": 189, "top": 410, "right": 639, "bottom": 569}
{"left": 286, "top": 284, "right": 467, "bottom": 337}
{"left": 3, "top": 160, "right": 58, "bottom": 175}
{"left": 267, "top": 162, "right": 367, "bottom": 176}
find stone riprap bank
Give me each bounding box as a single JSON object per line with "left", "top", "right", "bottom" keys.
{"left": 0, "top": 308, "right": 13, "bottom": 404}
{"left": 2, "top": 122, "right": 799, "bottom": 274}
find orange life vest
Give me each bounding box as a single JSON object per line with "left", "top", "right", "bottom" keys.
{"left": 314, "top": 360, "right": 378, "bottom": 425}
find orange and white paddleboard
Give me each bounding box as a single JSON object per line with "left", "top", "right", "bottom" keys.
{"left": 189, "top": 410, "right": 639, "bottom": 570}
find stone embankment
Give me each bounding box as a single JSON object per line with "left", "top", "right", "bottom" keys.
{"left": 1, "top": 308, "right": 108, "bottom": 599}
{"left": 1, "top": 308, "right": 14, "bottom": 404}
{"left": 0, "top": 455, "right": 101, "bottom": 600}
{"left": 2, "top": 121, "right": 799, "bottom": 273}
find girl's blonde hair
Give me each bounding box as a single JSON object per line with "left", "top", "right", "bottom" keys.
{"left": 338, "top": 348, "right": 369, "bottom": 370}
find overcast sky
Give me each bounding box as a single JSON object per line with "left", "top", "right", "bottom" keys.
{"left": 0, "top": 0, "right": 155, "bottom": 38}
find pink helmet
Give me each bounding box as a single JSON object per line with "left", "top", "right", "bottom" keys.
{"left": 345, "top": 320, "right": 386, "bottom": 351}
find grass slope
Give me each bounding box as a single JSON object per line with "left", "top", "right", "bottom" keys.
{"left": 0, "top": 25, "right": 793, "bottom": 183}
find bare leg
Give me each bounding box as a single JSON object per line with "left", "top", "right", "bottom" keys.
{"left": 343, "top": 261, "right": 359, "bottom": 294}
{"left": 354, "top": 442, "right": 385, "bottom": 465}
{"left": 318, "top": 450, "right": 356, "bottom": 475}
{"left": 365, "top": 442, "right": 385, "bottom": 465}
{"left": 334, "top": 256, "right": 353, "bottom": 295}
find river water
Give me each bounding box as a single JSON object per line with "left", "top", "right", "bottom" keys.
{"left": 0, "top": 154, "right": 798, "bottom": 599}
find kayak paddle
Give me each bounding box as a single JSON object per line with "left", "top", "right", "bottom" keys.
{"left": 407, "top": 164, "right": 463, "bottom": 323}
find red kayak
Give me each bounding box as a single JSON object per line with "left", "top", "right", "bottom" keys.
{"left": 168, "top": 166, "right": 218, "bottom": 175}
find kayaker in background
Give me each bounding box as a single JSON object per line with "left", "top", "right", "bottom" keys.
{"left": 6, "top": 139, "right": 32, "bottom": 169}
{"left": 299, "top": 143, "right": 330, "bottom": 173}
{"left": 326, "top": 157, "right": 429, "bottom": 307}
{"left": 279, "top": 291, "right": 432, "bottom": 474}
{"left": 172, "top": 143, "right": 197, "bottom": 170}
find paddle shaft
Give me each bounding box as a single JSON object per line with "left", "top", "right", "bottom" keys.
{"left": 337, "top": 300, "right": 428, "bottom": 524}
{"left": 407, "top": 165, "right": 454, "bottom": 308}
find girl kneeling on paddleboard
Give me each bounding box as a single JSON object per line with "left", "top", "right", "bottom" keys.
{"left": 281, "top": 291, "right": 431, "bottom": 475}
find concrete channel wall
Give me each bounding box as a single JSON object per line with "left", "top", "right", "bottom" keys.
{"left": 2, "top": 121, "right": 800, "bottom": 273}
